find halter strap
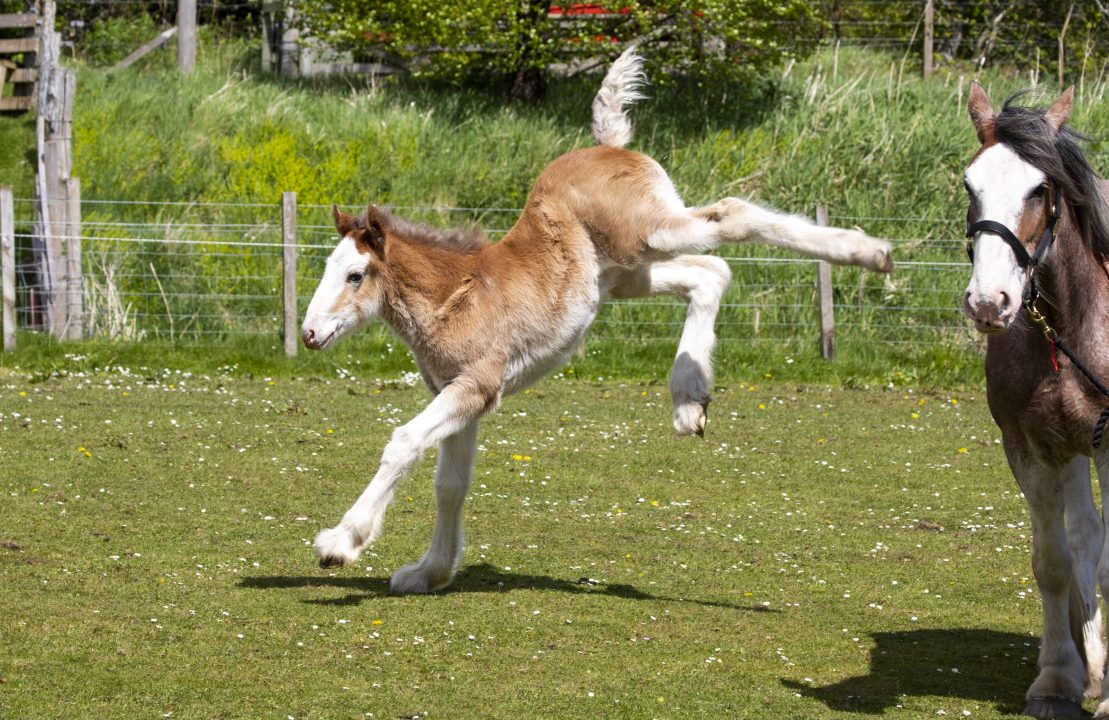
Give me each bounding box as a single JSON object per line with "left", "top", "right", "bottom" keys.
{"left": 964, "top": 189, "right": 1060, "bottom": 269}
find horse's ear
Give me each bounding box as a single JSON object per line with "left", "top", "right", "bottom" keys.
{"left": 332, "top": 204, "right": 359, "bottom": 236}
{"left": 1045, "top": 85, "right": 1074, "bottom": 134}
{"left": 968, "top": 81, "right": 995, "bottom": 145}
{"left": 359, "top": 204, "right": 388, "bottom": 257}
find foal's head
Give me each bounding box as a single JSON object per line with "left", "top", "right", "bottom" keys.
{"left": 301, "top": 205, "right": 388, "bottom": 350}
{"left": 962, "top": 83, "right": 1109, "bottom": 332}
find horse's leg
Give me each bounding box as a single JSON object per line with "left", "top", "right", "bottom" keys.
{"left": 389, "top": 418, "right": 479, "bottom": 594}
{"left": 1012, "top": 448, "right": 1088, "bottom": 718}
{"left": 1063, "top": 455, "right": 1105, "bottom": 698}
{"left": 644, "top": 197, "right": 893, "bottom": 273}
{"left": 609, "top": 255, "right": 731, "bottom": 436}
{"left": 314, "top": 375, "right": 496, "bottom": 571}
{"left": 1091, "top": 447, "right": 1109, "bottom": 719}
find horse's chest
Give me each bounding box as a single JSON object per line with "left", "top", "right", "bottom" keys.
{"left": 986, "top": 350, "right": 1098, "bottom": 460}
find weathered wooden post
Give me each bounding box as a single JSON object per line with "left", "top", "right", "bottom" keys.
{"left": 64, "top": 176, "right": 81, "bottom": 340}
{"left": 1, "top": 185, "right": 14, "bottom": 351}
{"left": 177, "top": 0, "right": 196, "bottom": 73}
{"left": 35, "top": 54, "right": 80, "bottom": 339}
{"left": 923, "top": 0, "right": 934, "bottom": 79}
{"left": 815, "top": 203, "right": 835, "bottom": 362}
{"left": 282, "top": 191, "right": 297, "bottom": 357}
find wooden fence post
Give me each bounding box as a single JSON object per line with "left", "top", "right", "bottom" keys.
{"left": 282, "top": 191, "right": 297, "bottom": 357}
{"left": 65, "top": 176, "right": 81, "bottom": 340}
{"left": 815, "top": 204, "right": 835, "bottom": 362}
{"left": 177, "top": 0, "right": 196, "bottom": 73}
{"left": 1, "top": 186, "right": 14, "bottom": 351}
{"left": 923, "top": 0, "right": 934, "bottom": 78}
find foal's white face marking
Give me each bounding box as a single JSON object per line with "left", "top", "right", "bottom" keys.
{"left": 963, "top": 143, "right": 1047, "bottom": 332}
{"left": 301, "top": 236, "right": 379, "bottom": 350}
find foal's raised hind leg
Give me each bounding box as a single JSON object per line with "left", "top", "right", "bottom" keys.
{"left": 390, "top": 419, "right": 479, "bottom": 594}
{"left": 1012, "top": 451, "right": 1089, "bottom": 718}
{"left": 646, "top": 197, "right": 893, "bottom": 273}
{"left": 609, "top": 255, "right": 731, "bottom": 436}
{"left": 315, "top": 376, "right": 495, "bottom": 572}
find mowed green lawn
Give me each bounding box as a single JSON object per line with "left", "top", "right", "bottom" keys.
{"left": 0, "top": 363, "right": 1050, "bottom": 719}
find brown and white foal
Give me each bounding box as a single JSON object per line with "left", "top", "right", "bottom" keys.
{"left": 302, "top": 49, "right": 893, "bottom": 594}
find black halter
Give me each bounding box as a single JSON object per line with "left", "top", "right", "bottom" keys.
{"left": 964, "top": 189, "right": 1109, "bottom": 449}
{"left": 964, "top": 188, "right": 1060, "bottom": 268}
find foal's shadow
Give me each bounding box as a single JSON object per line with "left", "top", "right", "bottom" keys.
{"left": 783, "top": 628, "right": 1037, "bottom": 716}
{"left": 238, "top": 562, "right": 777, "bottom": 612}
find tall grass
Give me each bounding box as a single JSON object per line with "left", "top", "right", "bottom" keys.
{"left": 3, "top": 41, "right": 1107, "bottom": 380}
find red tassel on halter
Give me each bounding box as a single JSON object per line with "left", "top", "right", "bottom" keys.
{"left": 1047, "top": 337, "right": 1060, "bottom": 372}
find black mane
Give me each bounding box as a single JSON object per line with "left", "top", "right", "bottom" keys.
{"left": 996, "top": 91, "right": 1109, "bottom": 261}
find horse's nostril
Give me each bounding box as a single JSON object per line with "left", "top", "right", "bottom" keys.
{"left": 303, "top": 328, "right": 316, "bottom": 346}
{"left": 998, "top": 291, "right": 1010, "bottom": 310}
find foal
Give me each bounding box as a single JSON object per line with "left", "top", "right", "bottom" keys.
{"left": 302, "top": 48, "right": 893, "bottom": 594}
{"left": 964, "top": 84, "right": 1109, "bottom": 718}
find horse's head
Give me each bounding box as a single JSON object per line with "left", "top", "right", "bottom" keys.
{"left": 301, "top": 204, "right": 389, "bottom": 350}
{"left": 962, "top": 83, "right": 1074, "bottom": 333}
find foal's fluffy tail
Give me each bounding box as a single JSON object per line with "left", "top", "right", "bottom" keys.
{"left": 591, "top": 47, "right": 646, "bottom": 148}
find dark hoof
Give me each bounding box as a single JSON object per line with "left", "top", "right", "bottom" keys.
{"left": 318, "top": 555, "right": 345, "bottom": 569}
{"left": 695, "top": 400, "right": 709, "bottom": 438}
{"left": 1024, "top": 697, "right": 1084, "bottom": 719}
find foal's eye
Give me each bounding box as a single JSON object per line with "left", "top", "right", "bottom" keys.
{"left": 347, "top": 272, "right": 364, "bottom": 285}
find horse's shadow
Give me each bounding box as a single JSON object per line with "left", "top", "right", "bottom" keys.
{"left": 238, "top": 561, "right": 777, "bottom": 613}
{"left": 783, "top": 628, "right": 1037, "bottom": 716}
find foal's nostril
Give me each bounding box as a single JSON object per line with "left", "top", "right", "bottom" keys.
{"left": 302, "top": 328, "right": 316, "bottom": 346}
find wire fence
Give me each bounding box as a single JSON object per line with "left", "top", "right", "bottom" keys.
{"left": 3, "top": 196, "right": 980, "bottom": 351}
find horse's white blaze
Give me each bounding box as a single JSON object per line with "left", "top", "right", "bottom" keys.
{"left": 964, "top": 144, "right": 1047, "bottom": 330}
{"left": 301, "top": 237, "right": 376, "bottom": 348}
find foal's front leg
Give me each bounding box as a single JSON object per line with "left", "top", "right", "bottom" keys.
{"left": 610, "top": 255, "right": 731, "bottom": 436}
{"left": 315, "top": 380, "right": 492, "bottom": 570}
{"left": 390, "top": 419, "right": 479, "bottom": 594}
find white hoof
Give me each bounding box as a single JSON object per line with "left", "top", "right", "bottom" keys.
{"left": 390, "top": 561, "right": 454, "bottom": 594}
{"left": 314, "top": 526, "right": 361, "bottom": 568}
{"left": 673, "top": 399, "right": 707, "bottom": 437}
{"left": 868, "top": 240, "right": 894, "bottom": 273}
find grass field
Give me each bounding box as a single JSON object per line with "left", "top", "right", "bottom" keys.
{"left": 0, "top": 357, "right": 1054, "bottom": 719}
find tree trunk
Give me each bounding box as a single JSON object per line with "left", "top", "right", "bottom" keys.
{"left": 509, "top": 0, "right": 550, "bottom": 104}
{"left": 510, "top": 65, "right": 546, "bottom": 104}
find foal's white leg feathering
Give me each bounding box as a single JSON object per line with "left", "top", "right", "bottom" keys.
{"left": 389, "top": 420, "right": 479, "bottom": 594}
{"left": 610, "top": 255, "right": 731, "bottom": 436}
{"left": 648, "top": 197, "right": 893, "bottom": 273}
{"left": 315, "top": 383, "right": 486, "bottom": 569}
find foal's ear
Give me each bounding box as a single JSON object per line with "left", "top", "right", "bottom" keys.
{"left": 968, "top": 81, "right": 995, "bottom": 145}
{"left": 358, "top": 204, "right": 388, "bottom": 257}
{"left": 332, "top": 204, "right": 360, "bottom": 236}
{"left": 1045, "top": 85, "right": 1074, "bottom": 134}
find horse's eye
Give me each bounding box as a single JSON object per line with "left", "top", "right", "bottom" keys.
{"left": 1030, "top": 184, "right": 1048, "bottom": 199}
{"left": 347, "top": 272, "right": 364, "bottom": 285}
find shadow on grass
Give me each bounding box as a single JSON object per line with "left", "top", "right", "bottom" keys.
{"left": 782, "top": 628, "right": 1036, "bottom": 716}
{"left": 239, "top": 561, "right": 778, "bottom": 613}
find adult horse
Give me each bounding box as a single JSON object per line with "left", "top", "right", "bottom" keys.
{"left": 963, "top": 83, "right": 1109, "bottom": 718}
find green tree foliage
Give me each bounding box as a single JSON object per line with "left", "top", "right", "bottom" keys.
{"left": 812, "top": 1, "right": 1108, "bottom": 80}
{"left": 294, "top": 0, "right": 822, "bottom": 102}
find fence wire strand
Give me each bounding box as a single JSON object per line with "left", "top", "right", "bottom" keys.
{"left": 5, "top": 198, "right": 981, "bottom": 347}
